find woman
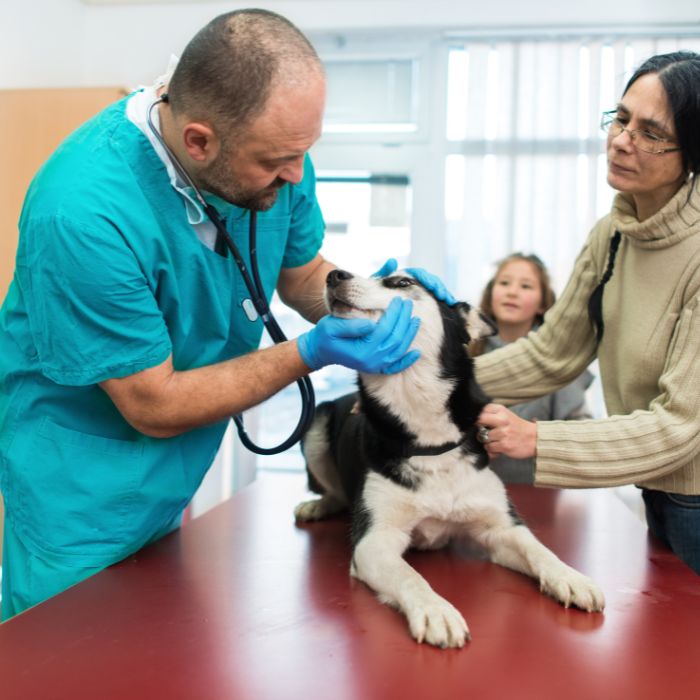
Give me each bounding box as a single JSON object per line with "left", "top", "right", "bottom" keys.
{"left": 474, "top": 51, "right": 700, "bottom": 573}
{"left": 471, "top": 253, "right": 592, "bottom": 483}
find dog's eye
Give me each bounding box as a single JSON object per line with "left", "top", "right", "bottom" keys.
{"left": 384, "top": 276, "right": 415, "bottom": 289}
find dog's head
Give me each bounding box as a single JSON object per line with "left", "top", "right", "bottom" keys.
{"left": 325, "top": 268, "right": 495, "bottom": 360}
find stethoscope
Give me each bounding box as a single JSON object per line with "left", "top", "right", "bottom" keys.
{"left": 147, "top": 94, "right": 315, "bottom": 455}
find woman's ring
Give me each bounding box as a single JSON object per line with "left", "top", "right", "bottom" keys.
{"left": 477, "top": 426, "right": 490, "bottom": 444}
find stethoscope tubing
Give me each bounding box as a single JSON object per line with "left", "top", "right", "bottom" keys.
{"left": 146, "top": 96, "right": 315, "bottom": 454}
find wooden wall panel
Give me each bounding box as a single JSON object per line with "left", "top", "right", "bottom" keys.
{"left": 0, "top": 87, "right": 126, "bottom": 299}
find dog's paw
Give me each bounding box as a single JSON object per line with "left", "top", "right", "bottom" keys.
{"left": 294, "top": 498, "right": 329, "bottom": 522}
{"left": 539, "top": 564, "right": 605, "bottom": 612}
{"left": 295, "top": 494, "right": 347, "bottom": 522}
{"left": 404, "top": 595, "right": 471, "bottom": 648}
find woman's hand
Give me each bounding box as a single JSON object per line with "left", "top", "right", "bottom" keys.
{"left": 476, "top": 403, "right": 538, "bottom": 459}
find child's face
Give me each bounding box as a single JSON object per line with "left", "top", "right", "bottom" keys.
{"left": 491, "top": 260, "right": 545, "bottom": 329}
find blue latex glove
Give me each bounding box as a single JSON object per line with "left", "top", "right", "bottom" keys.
{"left": 371, "top": 258, "right": 399, "bottom": 278}
{"left": 298, "top": 297, "right": 421, "bottom": 374}
{"left": 373, "top": 258, "right": 457, "bottom": 305}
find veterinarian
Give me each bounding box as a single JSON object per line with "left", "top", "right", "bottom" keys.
{"left": 0, "top": 9, "right": 448, "bottom": 620}
{"left": 474, "top": 51, "right": 700, "bottom": 574}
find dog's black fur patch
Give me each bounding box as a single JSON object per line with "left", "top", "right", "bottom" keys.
{"left": 438, "top": 302, "right": 492, "bottom": 468}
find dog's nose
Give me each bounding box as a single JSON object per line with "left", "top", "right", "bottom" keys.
{"left": 326, "top": 269, "right": 353, "bottom": 287}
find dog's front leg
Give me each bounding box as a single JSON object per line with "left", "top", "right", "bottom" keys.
{"left": 477, "top": 524, "right": 605, "bottom": 612}
{"left": 352, "top": 527, "right": 470, "bottom": 648}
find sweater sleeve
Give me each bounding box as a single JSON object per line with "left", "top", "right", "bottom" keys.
{"left": 535, "top": 285, "right": 700, "bottom": 489}
{"left": 476, "top": 217, "right": 700, "bottom": 490}
{"left": 474, "top": 220, "right": 609, "bottom": 404}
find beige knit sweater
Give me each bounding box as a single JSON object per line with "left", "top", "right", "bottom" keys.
{"left": 474, "top": 180, "right": 700, "bottom": 494}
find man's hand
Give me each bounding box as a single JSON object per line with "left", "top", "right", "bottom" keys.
{"left": 373, "top": 258, "right": 457, "bottom": 305}
{"left": 297, "top": 297, "right": 420, "bottom": 374}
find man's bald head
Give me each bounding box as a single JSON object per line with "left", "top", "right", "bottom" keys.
{"left": 167, "top": 9, "right": 323, "bottom": 140}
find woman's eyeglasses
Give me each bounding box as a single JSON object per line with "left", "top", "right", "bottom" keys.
{"left": 600, "top": 111, "right": 681, "bottom": 154}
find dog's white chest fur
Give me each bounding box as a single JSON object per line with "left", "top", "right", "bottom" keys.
{"left": 364, "top": 455, "right": 511, "bottom": 550}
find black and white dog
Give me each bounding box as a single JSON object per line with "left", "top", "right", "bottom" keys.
{"left": 294, "top": 268, "right": 605, "bottom": 648}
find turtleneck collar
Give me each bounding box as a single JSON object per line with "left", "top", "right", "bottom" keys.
{"left": 611, "top": 178, "right": 700, "bottom": 249}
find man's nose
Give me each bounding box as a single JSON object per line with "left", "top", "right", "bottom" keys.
{"left": 280, "top": 156, "right": 305, "bottom": 185}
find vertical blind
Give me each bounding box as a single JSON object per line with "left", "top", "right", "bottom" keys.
{"left": 444, "top": 34, "right": 700, "bottom": 298}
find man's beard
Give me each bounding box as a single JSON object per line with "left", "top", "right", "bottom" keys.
{"left": 197, "top": 151, "right": 285, "bottom": 212}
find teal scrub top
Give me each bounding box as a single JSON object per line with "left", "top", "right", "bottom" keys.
{"left": 0, "top": 95, "right": 324, "bottom": 570}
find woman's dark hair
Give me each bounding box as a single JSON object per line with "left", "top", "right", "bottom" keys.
{"left": 623, "top": 51, "right": 700, "bottom": 189}
{"left": 167, "top": 9, "right": 321, "bottom": 141}
{"left": 587, "top": 230, "right": 622, "bottom": 344}
{"left": 588, "top": 51, "right": 700, "bottom": 344}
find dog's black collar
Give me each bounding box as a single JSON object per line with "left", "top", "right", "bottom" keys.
{"left": 403, "top": 439, "right": 466, "bottom": 457}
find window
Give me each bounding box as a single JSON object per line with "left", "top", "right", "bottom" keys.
{"left": 443, "top": 34, "right": 700, "bottom": 298}
{"left": 323, "top": 59, "right": 419, "bottom": 133}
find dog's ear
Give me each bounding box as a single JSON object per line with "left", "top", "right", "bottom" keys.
{"left": 454, "top": 302, "right": 497, "bottom": 340}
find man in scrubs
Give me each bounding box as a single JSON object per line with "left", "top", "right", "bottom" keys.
{"left": 0, "top": 10, "right": 442, "bottom": 619}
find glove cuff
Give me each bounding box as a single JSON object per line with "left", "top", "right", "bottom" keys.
{"left": 297, "top": 332, "right": 321, "bottom": 371}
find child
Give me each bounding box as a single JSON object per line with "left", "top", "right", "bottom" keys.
{"left": 471, "top": 253, "right": 593, "bottom": 483}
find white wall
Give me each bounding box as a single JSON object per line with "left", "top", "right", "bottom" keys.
{"left": 0, "top": 0, "right": 85, "bottom": 88}
{"left": 3, "top": 0, "right": 700, "bottom": 89}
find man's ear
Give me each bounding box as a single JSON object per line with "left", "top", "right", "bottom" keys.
{"left": 181, "top": 122, "right": 219, "bottom": 164}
